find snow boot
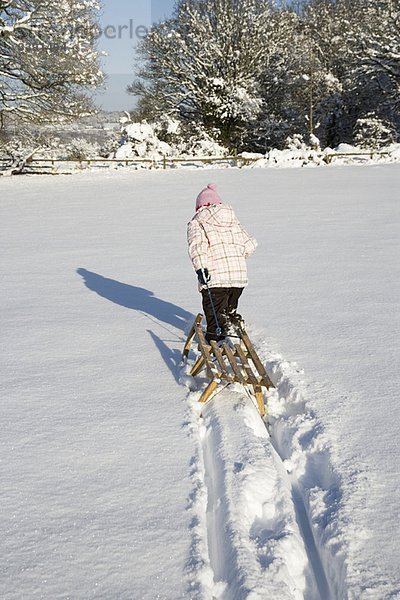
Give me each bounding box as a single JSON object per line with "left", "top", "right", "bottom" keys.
{"left": 222, "top": 309, "right": 245, "bottom": 335}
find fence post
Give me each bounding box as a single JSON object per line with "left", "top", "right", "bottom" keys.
{"left": 163, "top": 155, "right": 167, "bottom": 170}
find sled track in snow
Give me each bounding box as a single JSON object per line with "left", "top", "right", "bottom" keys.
{"left": 183, "top": 335, "right": 347, "bottom": 600}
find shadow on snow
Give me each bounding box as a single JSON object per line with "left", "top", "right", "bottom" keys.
{"left": 77, "top": 268, "right": 194, "bottom": 381}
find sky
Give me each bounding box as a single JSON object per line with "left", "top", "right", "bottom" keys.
{"left": 94, "top": 0, "right": 176, "bottom": 112}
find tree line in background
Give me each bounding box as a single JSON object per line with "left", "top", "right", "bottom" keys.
{"left": 1, "top": 0, "right": 399, "bottom": 156}
{"left": 130, "top": 0, "right": 400, "bottom": 151}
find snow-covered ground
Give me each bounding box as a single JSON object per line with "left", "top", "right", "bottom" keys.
{"left": 1, "top": 165, "right": 399, "bottom": 599}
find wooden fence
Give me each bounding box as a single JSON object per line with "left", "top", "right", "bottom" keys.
{"left": 0, "top": 150, "right": 394, "bottom": 175}
{"left": 0, "top": 154, "right": 259, "bottom": 175}
{"left": 323, "top": 150, "right": 392, "bottom": 164}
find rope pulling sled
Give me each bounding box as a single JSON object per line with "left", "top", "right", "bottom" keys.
{"left": 182, "top": 314, "right": 275, "bottom": 417}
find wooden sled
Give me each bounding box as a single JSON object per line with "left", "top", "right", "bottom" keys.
{"left": 182, "top": 314, "right": 275, "bottom": 417}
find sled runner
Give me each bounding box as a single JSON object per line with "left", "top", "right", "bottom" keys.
{"left": 182, "top": 314, "right": 275, "bottom": 417}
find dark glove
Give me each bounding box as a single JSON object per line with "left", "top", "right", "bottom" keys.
{"left": 196, "top": 268, "right": 211, "bottom": 286}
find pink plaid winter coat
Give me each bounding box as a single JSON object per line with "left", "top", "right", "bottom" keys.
{"left": 187, "top": 204, "right": 257, "bottom": 289}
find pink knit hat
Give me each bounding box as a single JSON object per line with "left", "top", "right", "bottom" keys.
{"left": 195, "top": 183, "right": 222, "bottom": 211}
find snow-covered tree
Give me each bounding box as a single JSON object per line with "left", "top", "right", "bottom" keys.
{"left": 303, "top": 0, "right": 400, "bottom": 145}
{"left": 114, "top": 115, "right": 228, "bottom": 159}
{"left": 351, "top": 0, "right": 399, "bottom": 121}
{"left": 0, "top": 0, "right": 103, "bottom": 126}
{"left": 354, "top": 113, "right": 398, "bottom": 148}
{"left": 248, "top": 6, "right": 342, "bottom": 150}
{"left": 129, "top": 0, "right": 281, "bottom": 149}
{"left": 128, "top": 0, "right": 399, "bottom": 151}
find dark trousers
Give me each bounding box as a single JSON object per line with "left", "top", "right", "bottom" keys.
{"left": 201, "top": 287, "right": 243, "bottom": 342}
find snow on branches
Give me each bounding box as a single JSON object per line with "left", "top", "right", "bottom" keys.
{"left": 0, "top": 0, "right": 103, "bottom": 125}
{"left": 129, "top": 0, "right": 400, "bottom": 151}
{"left": 304, "top": 0, "right": 400, "bottom": 146}
{"left": 129, "top": 0, "right": 285, "bottom": 149}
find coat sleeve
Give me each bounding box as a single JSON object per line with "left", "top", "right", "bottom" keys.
{"left": 187, "top": 219, "right": 209, "bottom": 271}
{"left": 240, "top": 224, "right": 258, "bottom": 257}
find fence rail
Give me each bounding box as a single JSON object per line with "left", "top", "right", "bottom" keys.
{"left": 324, "top": 150, "right": 392, "bottom": 164}
{"left": 0, "top": 154, "right": 259, "bottom": 174}
{"left": 0, "top": 150, "right": 394, "bottom": 175}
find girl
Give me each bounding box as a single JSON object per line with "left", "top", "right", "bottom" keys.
{"left": 187, "top": 183, "right": 257, "bottom": 343}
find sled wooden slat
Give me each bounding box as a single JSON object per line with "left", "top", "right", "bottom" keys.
{"left": 210, "top": 342, "right": 235, "bottom": 383}
{"left": 234, "top": 344, "right": 260, "bottom": 386}
{"left": 254, "top": 384, "right": 265, "bottom": 417}
{"left": 233, "top": 344, "right": 266, "bottom": 416}
{"left": 199, "top": 379, "right": 220, "bottom": 404}
{"left": 182, "top": 313, "right": 273, "bottom": 417}
{"left": 239, "top": 329, "right": 275, "bottom": 389}
{"left": 195, "top": 321, "right": 215, "bottom": 379}
{"left": 222, "top": 342, "right": 246, "bottom": 384}
{"left": 190, "top": 355, "right": 206, "bottom": 377}
{"left": 183, "top": 313, "right": 202, "bottom": 358}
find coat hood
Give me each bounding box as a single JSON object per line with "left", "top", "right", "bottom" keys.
{"left": 195, "top": 204, "right": 237, "bottom": 228}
